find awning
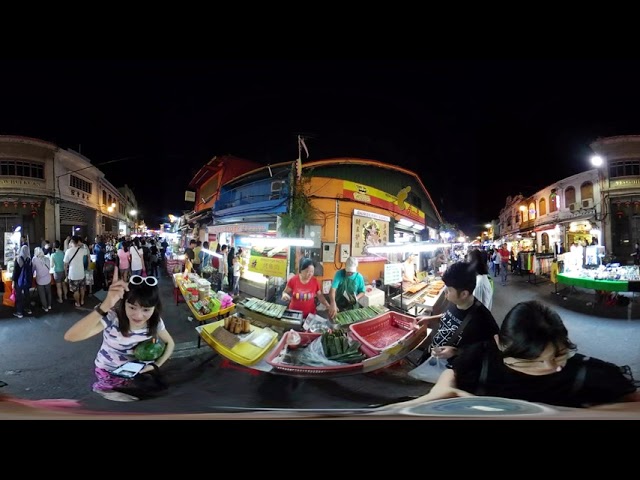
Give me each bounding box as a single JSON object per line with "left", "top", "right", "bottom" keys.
{"left": 213, "top": 199, "right": 288, "bottom": 221}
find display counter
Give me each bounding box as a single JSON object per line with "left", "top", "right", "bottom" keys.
{"left": 197, "top": 310, "right": 432, "bottom": 378}
{"left": 390, "top": 280, "right": 447, "bottom": 316}
{"left": 173, "top": 272, "right": 236, "bottom": 347}
{"left": 556, "top": 273, "right": 635, "bottom": 292}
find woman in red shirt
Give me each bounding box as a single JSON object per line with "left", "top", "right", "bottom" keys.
{"left": 282, "top": 258, "right": 330, "bottom": 319}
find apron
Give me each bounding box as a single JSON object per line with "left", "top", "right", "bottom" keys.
{"left": 335, "top": 271, "right": 360, "bottom": 311}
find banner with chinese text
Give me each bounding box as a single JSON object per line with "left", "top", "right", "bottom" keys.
{"left": 351, "top": 213, "right": 389, "bottom": 257}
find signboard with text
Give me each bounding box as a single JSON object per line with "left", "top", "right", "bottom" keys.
{"left": 248, "top": 246, "right": 288, "bottom": 278}
{"left": 351, "top": 212, "right": 389, "bottom": 257}
{"left": 384, "top": 263, "right": 402, "bottom": 285}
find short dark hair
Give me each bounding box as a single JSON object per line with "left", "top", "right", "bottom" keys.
{"left": 441, "top": 261, "right": 476, "bottom": 294}
{"left": 499, "top": 301, "right": 576, "bottom": 359}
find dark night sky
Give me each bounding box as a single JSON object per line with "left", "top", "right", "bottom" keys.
{"left": 2, "top": 59, "right": 640, "bottom": 235}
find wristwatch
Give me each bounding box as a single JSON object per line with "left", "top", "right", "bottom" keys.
{"left": 94, "top": 304, "right": 109, "bottom": 316}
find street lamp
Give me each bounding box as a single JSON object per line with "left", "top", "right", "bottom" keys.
{"left": 590, "top": 155, "right": 604, "bottom": 167}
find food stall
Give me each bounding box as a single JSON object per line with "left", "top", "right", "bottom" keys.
{"left": 196, "top": 308, "right": 432, "bottom": 378}
{"left": 173, "top": 269, "right": 236, "bottom": 347}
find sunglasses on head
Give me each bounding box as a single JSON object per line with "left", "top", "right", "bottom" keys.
{"left": 129, "top": 275, "right": 158, "bottom": 287}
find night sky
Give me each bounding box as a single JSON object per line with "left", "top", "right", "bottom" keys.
{"left": 2, "top": 59, "right": 640, "bottom": 235}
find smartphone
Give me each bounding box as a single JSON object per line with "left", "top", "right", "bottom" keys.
{"left": 112, "top": 361, "right": 146, "bottom": 378}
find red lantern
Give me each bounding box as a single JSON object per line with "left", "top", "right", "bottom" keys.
{"left": 13, "top": 202, "right": 18, "bottom": 208}
{"left": 21, "top": 202, "right": 26, "bottom": 208}
{"left": 3, "top": 201, "right": 8, "bottom": 208}
{"left": 30, "top": 210, "right": 37, "bottom": 218}
{"left": 616, "top": 211, "right": 624, "bottom": 219}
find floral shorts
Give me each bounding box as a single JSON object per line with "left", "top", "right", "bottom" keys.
{"left": 92, "top": 367, "right": 131, "bottom": 393}
{"left": 68, "top": 278, "right": 86, "bottom": 293}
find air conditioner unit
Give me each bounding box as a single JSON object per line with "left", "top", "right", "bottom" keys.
{"left": 569, "top": 203, "right": 578, "bottom": 212}
{"left": 270, "top": 181, "right": 284, "bottom": 200}
{"left": 582, "top": 199, "right": 594, "bottom": 209}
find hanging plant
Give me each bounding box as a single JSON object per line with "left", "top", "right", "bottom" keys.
{"left": 278, "top": 174, "right": 317, "bottom": 237}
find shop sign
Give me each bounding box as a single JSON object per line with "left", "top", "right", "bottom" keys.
{"left": 248, "top": 246, "right": 288, "bottom": 278}
{"left": 611, "top": 178, "right": 640, "bottom": 188}
{"left": 352, "top": 212, "right": 389, "bottom": 257}
{"left": 0, "top": 178, "right": 45, "bottom": 188}
{"left": 208, "top": 223, "right": 271, "bottom": 234}
{"left": 383, "top": 263, "right": 402, "bottom": 285}
{"left": 559, "top": 208, "right": 595, "bottom": 221}
{"left": 343, "top": 181, "right": 425, "bottom": 224}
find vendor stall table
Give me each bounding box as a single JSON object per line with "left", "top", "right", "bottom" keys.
{"left": 556, "top": 272, "right": 640, "bottom": 320}
{"left": 197, "top": 311, "right": 432, "bottom": 378}
{"left": 173, "top": 272, "right": 236, "bottom": 346}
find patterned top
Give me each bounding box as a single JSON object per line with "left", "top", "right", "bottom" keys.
{"left": 95, "top": 309, "right": 166, "bottom": 371}
{"left": 286, "top": 274, "right": 321, "bottom": 319}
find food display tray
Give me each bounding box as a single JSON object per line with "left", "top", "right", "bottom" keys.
{"left": 264, "top": 331, "right": 373, "bottom": 375}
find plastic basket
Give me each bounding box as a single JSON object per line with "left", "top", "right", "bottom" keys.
{"left": 348, "top": 311, "right": 418, "bottom": 354}
{"left": 265, "top": 331, "right": 371, "bottom": 375}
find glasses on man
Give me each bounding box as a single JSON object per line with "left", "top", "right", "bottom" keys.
{"left": 129, "top": 275, "right": 158, "bottom": 287}
{"left": 503, "top": 349, "right": 577, "bottom": 368}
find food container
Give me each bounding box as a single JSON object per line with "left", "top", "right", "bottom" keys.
{"left": 349, "top": 311, "right": 418, "bottom": 354}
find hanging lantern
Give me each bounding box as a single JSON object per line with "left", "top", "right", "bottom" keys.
{"left": 3, "top": 201, "right": 8, "bottom": 208}
{"left": 30, "top": 210, "right": 37, "bottom": 218}
{"left": 36, "top": 202, "right": 41, "bottom": 208}
{"left": 625, "top": 201, "right": 631, "bottom": 208}
{"left": 616, "top": 211, "right": 624, "bottom": 219}
{"left": 21, "top": 202, "right": 27, "bottom": 208}
{"left": 13, "top": 202, "right": 18, "bottom": 208}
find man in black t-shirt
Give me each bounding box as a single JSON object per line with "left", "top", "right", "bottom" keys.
{"left": 418, "top": 261, "right": 499, "bottom": 367}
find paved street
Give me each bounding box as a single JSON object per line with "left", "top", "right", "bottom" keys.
{"left": 1, "top": 269, "right": 639, "bottom": 416}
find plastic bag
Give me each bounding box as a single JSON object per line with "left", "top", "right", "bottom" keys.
{"left": 303, "top": 314, "right": 333, "bottom": 333}
{"left": 298, "top": 336, "right": 346, "bottom": 367}
{"left": 9, "top": 288, "right": 15, "bottom": 303}
{"left": 407, "top": 356, "right": 449, "bottom": 383}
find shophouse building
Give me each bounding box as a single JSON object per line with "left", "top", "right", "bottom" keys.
{"left": 0, "top": 136, "right": 135, "bottom": 267}
{"left": 590, "top": 135, "right": 640, "bottom": 260}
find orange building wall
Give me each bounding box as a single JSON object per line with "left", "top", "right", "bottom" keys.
{"left": 308, "top": 177, "right": 393, "bottom": 285}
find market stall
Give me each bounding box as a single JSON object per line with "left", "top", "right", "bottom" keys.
{"left": 173, "top": 271, "right": 236, "bottom": 347}
{"left": 196, "top": 309, "right": 432, "bottom": 378}
{"left": 556, "top": 266, "right": 640, "bottom": 319}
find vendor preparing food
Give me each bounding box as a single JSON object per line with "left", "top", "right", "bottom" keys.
{"left": 328, "top": 256, "right": 366, "bottom": 320}
{"left": 282, "top": 258, "right": 331, "bottom": 320}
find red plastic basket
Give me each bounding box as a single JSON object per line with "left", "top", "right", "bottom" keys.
{"left": 348, "top": 311, "right": 418, "bottom": 354}
{"left": 265, "top": 331, "right": 371, "bottom": 375}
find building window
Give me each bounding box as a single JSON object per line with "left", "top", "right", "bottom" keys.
{"left": 539, "top": 198, "right": 547, "bottom": 216}
{"left": 102, "top": 190, "right": 107, "bottom": 206}
{"left": 0, "top": 160, "right": 45, "bottom": 179}
{"left": 609, "top": 159, "right": 640, "bottom": 178}
{"left": 70, "top": 175, "right": 92, "bottom": 194}
{"left": 580, "top": 182, "right": 593, "bottom": 202}
{"left": 564, "top": 187, "right": 576, "bottom": 207}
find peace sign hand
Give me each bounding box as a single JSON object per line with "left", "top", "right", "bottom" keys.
{"left": 103, "top": 266, "right": 129, "bottom": 310}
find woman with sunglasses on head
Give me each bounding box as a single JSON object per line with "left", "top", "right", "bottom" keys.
{"left": 390, "top": 301, "right": 638, "bottom": 409}
{"left": 64, "top": 266, "right": 175, "bottom": 402}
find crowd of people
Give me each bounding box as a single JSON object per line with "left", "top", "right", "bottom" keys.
{"left": 8, "top": 233, "right": 170, "bottom": 318}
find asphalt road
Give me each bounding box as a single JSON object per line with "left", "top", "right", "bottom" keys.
{"left": 1, "top": 269, "right": 639, "bottom": 417}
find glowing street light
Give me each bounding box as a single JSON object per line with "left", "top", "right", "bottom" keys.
{"left": 590, "top": 155, "right": 604, "bottom": 167}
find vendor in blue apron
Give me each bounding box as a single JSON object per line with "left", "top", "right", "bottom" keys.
{"left": 328, "top": 257, "right": 366, "bottom": 320}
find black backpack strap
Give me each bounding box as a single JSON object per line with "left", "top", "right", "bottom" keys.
{"left": 476, "top": 350, "right": 490, "bottom": 396}
{"left": 571, "top": 362, "right": 588, "bottom": 395}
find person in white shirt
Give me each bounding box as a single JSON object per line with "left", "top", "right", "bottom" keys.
{"left": 64, "top": 235, "right": 88, "bottom": 307}
{"left": 32, "top": 247, "right": 53, "bottom": 312}
{"left": 467, "top": 248, "right": 493, "bottom": 311}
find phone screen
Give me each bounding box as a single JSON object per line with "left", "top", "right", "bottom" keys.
{"left": 112, "top": 361, "right": 146, "bottom": 378}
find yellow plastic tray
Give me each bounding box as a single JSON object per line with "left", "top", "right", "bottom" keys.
{"left": 200, "top": 320, "right": 278, "bottom": 366}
